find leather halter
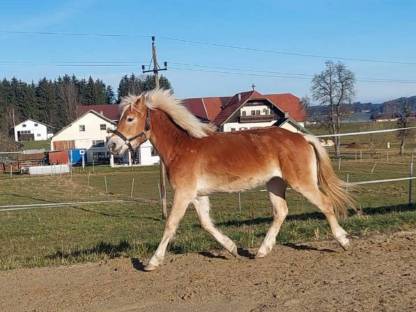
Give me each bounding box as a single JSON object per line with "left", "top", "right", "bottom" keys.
{"left": 108, "top": 108, "right": 151, "bottom": 153}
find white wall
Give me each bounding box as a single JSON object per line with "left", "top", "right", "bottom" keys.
{"left": 240, "top": 105, "right": 271, "bottom": 116}
{"left": 51, "top": 112, "right": 115, "bottom": 151}
{"left": 14, "top": 119, "right": 50, "bottom": 141}
{"left": 139, "top": 140, "right": 160, "bottom": 166}
{"left": 223, "top": 121, "right": 276, "bottom": 132}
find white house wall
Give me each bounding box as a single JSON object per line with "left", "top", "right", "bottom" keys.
{"left": 139, "top": 140, "right": 160, "bottom": 166}
{"left": 14, "top": 119, "right": 49, "bottom": 141}
{"left": 223, "top": 121, "right": 276, "bottom": 132}
{"left": 51, "top": 112, "right": 115, "bottom": 151}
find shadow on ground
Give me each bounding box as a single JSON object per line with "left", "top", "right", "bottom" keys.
{"left": 216, "top": 203, "right": 416, "bottom": 227}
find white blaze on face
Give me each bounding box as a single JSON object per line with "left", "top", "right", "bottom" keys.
{"left": 107, "top": 135, "right": 129, "bottom": 155}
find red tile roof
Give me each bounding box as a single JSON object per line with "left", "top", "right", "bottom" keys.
{"left": 184, "top": 90, "right": 305, "bottom": 126}
{"left": 75, "top": 91, "right": 305, "bottom": 127}
{"left": 263, "top": 93, "right": 305, "bottom": 122}
{"left": 76, "top": 104, "right": 120, "bottom": 121}
{"left": 182, "top": 97, "right": 228, "bottom": 122}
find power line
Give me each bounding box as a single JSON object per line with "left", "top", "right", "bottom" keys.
{"left": 160, "top": 36, "right": 416, "bottom": 66}
{"left": 1, "top": 59, "right": 416, "bottom": 84}
{"left": 0, "top": 30, "right": 150, "bottom": 38}
{"left": 169, "top": 65, "right": 416, "bottom": 84}
{"left": 2, "top": 30, "right": 416, "bottom": 66}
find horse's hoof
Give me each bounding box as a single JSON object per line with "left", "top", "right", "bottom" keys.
{"left": 143, "top": 263, "right": 159, "bottom": 272}
{"left": 337, "top": 236, "right": 351, "bottom": 251}
{"left": 229, "top": 245, "right": 239, "bottom": 257}
{"left": 255, "top": 250, "right": 268, "bottom": 258}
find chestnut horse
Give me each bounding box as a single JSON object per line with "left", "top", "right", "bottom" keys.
{"left": 108, "top": 89, "right": 354, "bottom": 271}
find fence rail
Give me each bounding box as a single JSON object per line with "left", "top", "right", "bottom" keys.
{"left": 1, "top": 175, "right": 415, "bottom": 213}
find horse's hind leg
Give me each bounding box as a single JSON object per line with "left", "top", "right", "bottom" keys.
{"left": 294, "top": 182, "right": 350, "bottom": 249}
{"left": 256, "top": 177, "right": 288, "bottom": 258}
{"left": 193, "top": 196, "right": 238, "bottom": 257}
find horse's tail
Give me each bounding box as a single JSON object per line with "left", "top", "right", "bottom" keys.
{"left": 304, "top": 134, "right": 355, "bottom": 218}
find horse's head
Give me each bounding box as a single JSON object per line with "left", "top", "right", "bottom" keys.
{"left": 107, "top": 94, "right": 150, "bottom": 155}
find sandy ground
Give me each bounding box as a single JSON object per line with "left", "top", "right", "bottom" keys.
{"left": 1, "top": 231, "right": 416, "bottom": 312}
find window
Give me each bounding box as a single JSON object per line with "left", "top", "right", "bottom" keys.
{"left": 241, "top": 111, "right": 246, "bottom": 116}
{"left": 100, "top": 124, "right": 106, "bottom": 131}
{"left": 93, "top": 152, "right": 108, "bottom": 162}
{"left": 151, "top": 147, "right": 159, "bottom": 157}
{"left": 79, "top": 125, "right": 85, "bottom": 132}
{"left": 256, "top": 110, "right": 261, "bottom": 115}
{"left": 230, "top": 128, "right": 236, "bottom": 132}
{"left": 34, "top": 123, "right": 38, "bottom": 127}
{"left": 22, "top": 124, "right": 26, "bottom": 128}
{"left": 251, "top": 110, "right": 255, "bottom": 116}
{"left": 36, "top": 133, "right": 41, "bottom": 137}
{"left": 263, "top": 109, "right": 269, "bottom": 114}
{"left": 92, "top": 140, "right": 105, "bottom": 147}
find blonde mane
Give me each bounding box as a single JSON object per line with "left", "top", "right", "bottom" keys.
{"left": 120, "top": 89, "right": 216, "bottom": 138}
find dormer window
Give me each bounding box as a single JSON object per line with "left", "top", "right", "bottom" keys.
{"left": 79, "top": 125, "right": 85, "bottom": 132}
{"left": 22, "top": 124, "right": 26, "bottom": 128}
{"left": 34, "top": 123, "right": 38, "bottom": 127}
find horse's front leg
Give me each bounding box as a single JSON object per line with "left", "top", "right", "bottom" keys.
{"left": 144, "top": 190, "right": 194, "bottom": 271}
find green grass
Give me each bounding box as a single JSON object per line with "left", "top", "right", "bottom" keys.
{"left": 1, "top": 157, "right": 416, "bottom": 270}
{"left": 19, "top": 139, "right": 51, "bottom": 151}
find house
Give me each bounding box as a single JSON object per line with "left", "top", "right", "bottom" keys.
{"left": 14, "top": 119, "right": 53, "bottom": 142}
{"left": 51, "top": 110, "right": 116, "bottom": 163}
{"left": 182, "top": 90, "right": 307, "bottom": 134}
{"left": 51, "top": 106, "right": 159, "bottom": 166}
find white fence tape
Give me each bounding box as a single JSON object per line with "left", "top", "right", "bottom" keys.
{"left": 316, "top": 126, "right": 416, "bottom": 138}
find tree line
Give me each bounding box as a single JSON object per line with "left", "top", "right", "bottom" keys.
{"left": 0, "top": 74, "right": 171, "bottom": 149}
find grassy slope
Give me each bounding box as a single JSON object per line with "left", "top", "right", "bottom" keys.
{"left": 1, "top": 159, "right": 416, "bottom": 270}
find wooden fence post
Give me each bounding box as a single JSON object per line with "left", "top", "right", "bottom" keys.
{"left": 409, "top": 159, "right": 414, "bottom": 206}
{"left": 104, "top": 176, "right": 108, "bottom": 193}
{"left": 238, "top": 192, "right": 242, "bottom": 213}
{"left": 130, "top": 177, "right": 135, "bottom": 198}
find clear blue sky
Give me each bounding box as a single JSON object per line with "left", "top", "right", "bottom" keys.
{"left": 1, "top": 0, "right": 415, "bottom": 103}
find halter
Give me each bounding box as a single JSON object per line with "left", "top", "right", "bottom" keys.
{"left": 108, "top": 108, "right": 151, "bottom": 154}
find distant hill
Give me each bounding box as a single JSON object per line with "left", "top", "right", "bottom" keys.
{"left": 307, "top": 95, "right": 415, "bottom": 123}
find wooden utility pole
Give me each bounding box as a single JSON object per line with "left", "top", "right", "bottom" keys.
{"left": 142, "top": 36, "right": 168, "bottom": 219}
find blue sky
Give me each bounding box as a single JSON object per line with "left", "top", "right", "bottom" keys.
{"left": 0, "top": 0, "right": 415, "bottom": 102}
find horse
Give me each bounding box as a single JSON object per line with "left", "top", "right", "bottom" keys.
{"left": 108, "top": 89, "right": 354, "bottom": 271}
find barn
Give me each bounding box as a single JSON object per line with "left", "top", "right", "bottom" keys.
{"left": 14, "top": 119, "right": 54, "bottom": 142}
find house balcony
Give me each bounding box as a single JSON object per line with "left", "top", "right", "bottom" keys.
{"left": 239, "top": 114, "right": 275, "bottom": 123}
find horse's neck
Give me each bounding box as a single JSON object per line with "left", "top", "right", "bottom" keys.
{"left": 149, "top": 109, "right": 188, "bottom": 166}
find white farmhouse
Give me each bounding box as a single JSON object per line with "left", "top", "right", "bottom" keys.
{"left": 51, "top": 110, "right": 115, "bottom": 163}
{"left": 182, "top": 89, "right": 308, "bottom": 135}
{"left": 14, "top": 119, "right": 53, "bottom": 142}
{"left": 51, "top": 109, "right": 160, "bottom": 166}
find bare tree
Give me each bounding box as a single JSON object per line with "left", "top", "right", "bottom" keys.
{"left": 311, "top": 61, "right": 355, "bottom": 157}
{"left": 57, "top": 78, "right": 78, "bottom": 124}
{"left": 397, "top": 100, "right": 411, "bottom": 156}
{"left": 300, "top": 95, "right": 311, "bottom": 119}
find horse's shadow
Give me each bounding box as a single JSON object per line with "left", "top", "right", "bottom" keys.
{"left": 131, "top": 258, "right": 146, "bottom": 271}
{"left": 283, "top": 242, "right": 336, "bottom": 253}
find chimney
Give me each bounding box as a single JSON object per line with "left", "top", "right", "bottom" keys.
{"left": 284, "top": 112, "right": 290, "bottom": 118}
{"left": 237, "top": 93, "right": 241, "bottom": 102}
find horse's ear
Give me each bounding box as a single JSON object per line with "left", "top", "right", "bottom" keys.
{"left": 132, "top": 95, "right": 144, "bottom": 109}
{"left": 144, "top": 93, "right": 151, "bottom": 106}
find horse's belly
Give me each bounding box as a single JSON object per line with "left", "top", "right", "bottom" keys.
{"left": 196, "top": 168, "right": 281, "bottom": 195}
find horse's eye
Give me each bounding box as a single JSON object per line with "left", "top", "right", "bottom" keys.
{"left": 127, "top": 117, "right": 134, "bottom": 122}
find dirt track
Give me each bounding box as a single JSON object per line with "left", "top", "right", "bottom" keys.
{"left": 1, "top": 231, "right": 416, "bottom": 312}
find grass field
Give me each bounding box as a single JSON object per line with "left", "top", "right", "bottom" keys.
{"left": 1, "top": 154, "right": 416, "bottom": 270}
